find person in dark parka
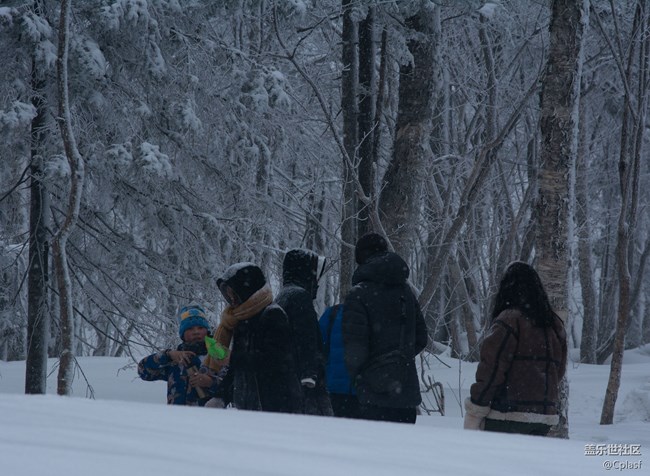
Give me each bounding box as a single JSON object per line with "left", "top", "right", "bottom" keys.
{"left": 464, "top": 261, "right": 567, "bottom": 436}
{"left": 275, "top": 249, "right": 333, "bottom": 416}
{"left": 343, "top": 233, "right": 429, "bottom": 424}
{"left": 212, "top": 262, "right": 303, "bottom": 414}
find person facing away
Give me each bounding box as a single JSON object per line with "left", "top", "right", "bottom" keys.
{"left": 275, "top": 249, "right": 333, "bottom": 416}
{"left": 138, "top": 304, "right": 224, "bottom": 406}
{"left": 319, "top": 304, "right": 361, "bottom": 419}
{"left": 343, "top": 233, "right": 429, "bottom": 424}
{"left": 208, "top": 262, "right": 302, "bottom": 414}
{"left": 464, "top": 261, "right": 568, "bottom": 436}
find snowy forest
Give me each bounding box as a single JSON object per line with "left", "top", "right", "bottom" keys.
{"left": 0, "top": 0, "right": 648, "bottom": 422}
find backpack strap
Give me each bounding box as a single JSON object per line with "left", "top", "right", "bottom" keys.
{"left": 398, "top": 296, "right": 407, "bottom": 352}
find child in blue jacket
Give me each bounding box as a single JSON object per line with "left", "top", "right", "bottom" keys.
{"left": 138, "top": 305, "right": 224, "bottom": 406}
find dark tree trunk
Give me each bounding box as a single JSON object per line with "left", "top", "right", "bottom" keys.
{"left": 25, "top": 52, "right": 50, "bottom": 395}
{"left": 379, "top": 7, "right": 436, "bottom": 259}
{"left": 339, "top": 0, "right": 359, "bottom": 299}
{"left": 357, "top": 7, "right": 376, "bottom": 237}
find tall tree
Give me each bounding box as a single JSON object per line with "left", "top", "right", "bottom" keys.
{"left": 25, "top": 88, "right": 50, "bottom": 394}
{"left": 339, "top": 0, "right": 359, "bottom": 299}
{"left": 601, "top": 0, "right": 648, "bottom": 425}
{"left": 576, "top": 86, "right": 598, "bottom": 364}
{"left": 25, "top": 1, "right": 53, "bottom": 394}
{"left": 357, "top": 7, "right": 377, "bottom": 238}
{"left": 379, "top": 2, "right": 436, "bottom": 259}
{"left": 54, "top": 0, "right": 85, "bottom": 395}
{"left": 536, "top": 0, "right": 588, "bottom": 437}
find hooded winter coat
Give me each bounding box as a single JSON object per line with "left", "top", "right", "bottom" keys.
{"left": 343, "top": 251, "right": 428, "bottom": 409}
{"left": 275, "top": 249, "right": 332, "bottom": 416}
{"left": 466, "top": 308, "right": 567, "bottom": 427}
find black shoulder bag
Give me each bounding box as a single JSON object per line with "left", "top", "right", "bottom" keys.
{"left": 358, "top": 296, "right": 413, "bottom": 395}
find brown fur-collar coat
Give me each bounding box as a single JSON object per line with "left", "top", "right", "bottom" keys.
{"left": 467, "top": 308, "right": 567, "bottom": 426}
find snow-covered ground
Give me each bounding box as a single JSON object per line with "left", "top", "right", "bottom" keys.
{"left": 1, "top": 348, "right": 648, "bottom": 476}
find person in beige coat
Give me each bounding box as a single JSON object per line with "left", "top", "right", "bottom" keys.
{"left": 464, "top": 262, "right": 567, "bottom": 436}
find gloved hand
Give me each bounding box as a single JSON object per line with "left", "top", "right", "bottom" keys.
{"left": 463, "top": 412, "right": 485, "bottom": 430}
{"left": 301, "top": 377, "right": 316, "bottom": 389}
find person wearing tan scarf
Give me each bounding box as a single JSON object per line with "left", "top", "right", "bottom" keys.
{"left": 204, "top": 283, "right": 273, "bottom": 372}
{"left": 211, "top": 262, "right": 303, "bottom": 414}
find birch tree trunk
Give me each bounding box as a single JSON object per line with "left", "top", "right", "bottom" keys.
{"left": 55, "top": 0, "right": 85, "bottom": 396}
{"left": 601, "top": 0, "right": 648, "bottom": 425}
{"left": 536, "top": 0, "right": 588, "bottom": 438}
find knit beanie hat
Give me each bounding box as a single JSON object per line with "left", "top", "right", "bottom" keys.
{"left": 355, "top": 233, "right": 388, "bottom": 264}
{"left": 178, "top": 304, "right": 210, "bottom": 340}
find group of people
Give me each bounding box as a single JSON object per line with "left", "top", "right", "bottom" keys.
{"left": 139, "top": 232, "right": 567, "bottom": 436}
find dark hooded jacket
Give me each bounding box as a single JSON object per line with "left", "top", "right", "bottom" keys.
{"left": 275, "top": 249, "right": 332, "bottom": 415}
{"left": 343, "top": 251, "right": 428, "bottom": 408}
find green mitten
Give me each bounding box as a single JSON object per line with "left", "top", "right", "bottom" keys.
{"left": 205, "top": 336, "right": 228, "bottom": 360}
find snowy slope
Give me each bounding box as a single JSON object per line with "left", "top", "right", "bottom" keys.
{"left": 0, "top": 350, "right": 648, "bottom": 476}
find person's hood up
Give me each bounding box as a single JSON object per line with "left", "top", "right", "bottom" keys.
{"left": 282, "top": 249, "right": 326, "bottom": 299}
{"left": 351, "top": 251, "right": 409, "bottom": 286}
{"left": 217, "top": 262, "right": 266, "bottom": 305}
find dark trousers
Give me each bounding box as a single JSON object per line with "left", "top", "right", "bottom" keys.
{"left": 484, "top": 419, "right": 551, "bottom": 436}
{"left": 330, "top": 393, "right": 362, "bottom": 419}
{"left": 359, "top": 404, "right": 417, "bottom": 424}
{"left": 302, "top": 385, "right": 334, "bottom": 416}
